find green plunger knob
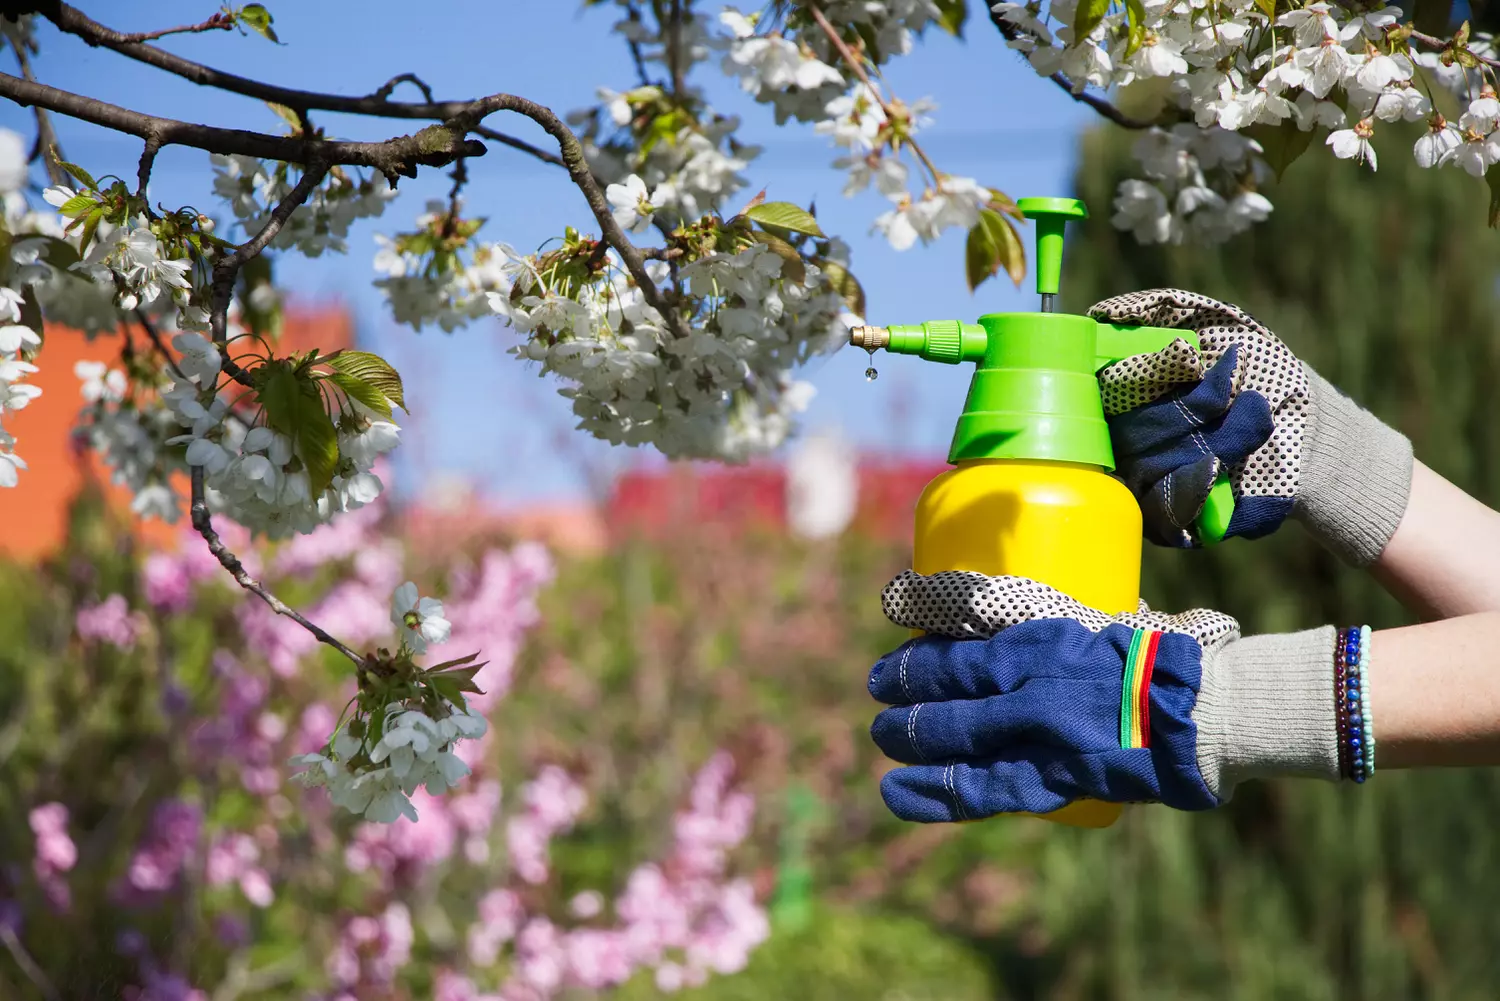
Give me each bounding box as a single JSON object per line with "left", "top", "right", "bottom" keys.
{"left": 1017, "top": 197, "right": 1088, "bottom": 298}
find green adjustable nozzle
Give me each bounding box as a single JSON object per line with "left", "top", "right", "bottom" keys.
{"left": 848, "top": 195, "right": 1235, "bottom": 544}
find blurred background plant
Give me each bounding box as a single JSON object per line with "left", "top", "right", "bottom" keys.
{"left": 5, "top": 47, "right": 1500, "bottom": 1001}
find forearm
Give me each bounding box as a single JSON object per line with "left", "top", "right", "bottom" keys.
{"left": 1373, "top": 612, "right": 1500, "bottom": 767}
{"left": 1371, "top": 462, "right": 1500, "bottom": 620}
{"left": 1294, "top": 370, "right": 1500, "bottom": 618}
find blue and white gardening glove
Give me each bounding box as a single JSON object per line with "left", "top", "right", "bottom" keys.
{"left": 1090, "top": 289, "right": 1413, "bottom": 565}
{"left": 869, "top": 570, "right": 1343, "bottom": 822}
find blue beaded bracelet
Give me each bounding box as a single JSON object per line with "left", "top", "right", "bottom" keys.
{"left": 1341, "top": 625, "right": 1374, "bottom": 783}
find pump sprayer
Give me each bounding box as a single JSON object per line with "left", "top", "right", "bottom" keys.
{"left": 852, "top": 197, "right": 1233, "bottom": 830}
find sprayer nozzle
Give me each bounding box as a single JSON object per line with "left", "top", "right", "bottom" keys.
{"left": 849, "top": 325, "right": 889, "bottom": 350}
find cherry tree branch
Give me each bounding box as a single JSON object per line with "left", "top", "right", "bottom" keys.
{"left": 7, "top": 5, "right": 678, "bottom": 329}
{"left": 987, "top": 11, "right": 1158, "bottom": 130}
{"left": 0, "top": 72, "right": 486, "bottom": 179}
{"left": 29, "top": 0, "right": 562, "bottom": 167}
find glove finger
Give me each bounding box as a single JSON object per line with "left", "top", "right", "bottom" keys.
{"left": 880, "top": 749, "right": 1145, "bottom": 821}
{"left": 870, "top": 676, "right": 1120, "bottom": 764}
{"left": 1139, "top": 453, "right": 1220, "bottom": 547}
{"left": 882, "top": 570, "right": 1104, "bottom": 639}
{"left": 869, "top": 618, "right": 1127, "bottom": 706}
{"left": 1099, "top": 337, "right": 1207, "bottom": 416}
{"left": 1111, "top": 346, "right": 1240, "bottom": 460}
{"left": 1089, "top": 289, "right": 1273, "bottom": 339}
{"left": 1116, "top": 383, "right": 1272, "bottom": 504}
{"left": 868, "top": 635, "right": 1019, "bottom": 707}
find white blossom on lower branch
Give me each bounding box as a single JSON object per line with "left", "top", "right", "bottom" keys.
{"left": 291, "top": 583, "right": 489, "bottom": 823}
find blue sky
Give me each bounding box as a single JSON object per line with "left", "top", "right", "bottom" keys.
{"left": 8, "top": 2, "right": 1098, "bottom": 505}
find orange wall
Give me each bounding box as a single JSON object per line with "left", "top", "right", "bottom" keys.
{"left": 0, "top": 304, "right": 354, "bottom": 562}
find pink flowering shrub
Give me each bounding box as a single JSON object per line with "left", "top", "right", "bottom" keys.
{"left": 0, "top": 494, "right": 766, "bottom": 998}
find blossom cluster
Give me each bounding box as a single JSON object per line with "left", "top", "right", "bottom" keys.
{"left": 993, "top": 0, "right": 1499, "bottom": 241}
{"left": 211, "top": 155, "right": 397, "bottom": 257}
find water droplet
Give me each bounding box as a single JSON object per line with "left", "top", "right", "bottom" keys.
{"left": 864, "top": 366, "right": 879, "bottom": 382}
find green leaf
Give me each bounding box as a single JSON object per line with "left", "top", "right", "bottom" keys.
{"left": 1243, "top": 120, "right": 1317, "bottom": 181}
{"left": 266, "top": 102, "right": 303, "bottom": 132}
{"left": 56, "top": 194, "right": 95, "bottom": 218}
{"left": 964, "top": 209, "right": 1026, "bottom": 292}
{"left": 257, "top": 363, "right": 340, "bottom": 497}
{"left": 935, "top": 0, "right": 968, "bottom": 35}
{"left": 327, "top": 371, "right": 393, "bottom": 420}
{"left": 1124, "top": 0, "right": 1148, "bottom": 56}
{"left": 428, "top": 676, "right": 464, "bottom": 706}
{"left": 816, "top": 259, "right": 867, "bottom": 318}
{"left": 1072, "top": 0, "right": 1110, "bottom": 44}
{"left": 1253, "top": 0, "right": 1277, "bottom": 20}
{"left": 292, "top": 384, "right": 339, "bottom": 498}
{"left": 430, "top": 664, "right": 486, "bottom": 695}
{"left": 744, "top": 201, "right": 825, "bottom": 237}
{"left": 753, "top": 232, "right": 807, "bottom": 284}
{"left": 55, "top": 158, "right": 97, "bottom": 191}
{"left": 77, "top": 207, "right": 104, "bottom": 257}
{"left": 1485, "top": 170, "right": 1500, "bottom": 228}
{"left": 238, "top": 3, "right": 280, "bottom": 42}
{"left": 326, "top": 350, "right": 407, "bottom": 413}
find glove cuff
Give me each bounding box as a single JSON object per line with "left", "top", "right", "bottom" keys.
{"left": 1292, "top": 365, "right": 1413, "bottom": 567}
{"left": 1193, "top": 626, "right": 1340, "bottom": 801}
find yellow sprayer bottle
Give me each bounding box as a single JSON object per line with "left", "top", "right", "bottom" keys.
{"left": 851, "top": 197, "right": 1234, "bottom": 830}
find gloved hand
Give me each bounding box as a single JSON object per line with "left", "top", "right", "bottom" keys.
{"left": 1090, "top": 288, "right": 1413, "bottom": 566}
{"left": 870, "top": 569, "right": 1343, "bottom": 822}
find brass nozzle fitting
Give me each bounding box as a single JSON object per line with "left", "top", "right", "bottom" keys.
{"left": 849, "top": 325, "right": 889, "bottom": 350}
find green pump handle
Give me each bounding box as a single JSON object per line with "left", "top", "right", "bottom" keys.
{"left": 1018, "top": 197, "right": 1233, "bottom": 545}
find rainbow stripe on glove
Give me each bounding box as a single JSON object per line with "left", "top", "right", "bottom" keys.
{"left": 1120, "top": 629, "right": 1161, "bottom": 749}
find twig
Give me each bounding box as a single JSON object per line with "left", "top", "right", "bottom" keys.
{"left": 473, "top": 123, "right": 565, "bottom": 166}
{"left": 134, "top": 308, "right": 188, "bottom": 382}
{"left": 806, "top": 4, "right": 946, "bottom": 183}
{"left": 34, "top": 0, "right": 562, "bottom": 169}
{"left": 988, "top": 11, "right": 1157, "bottom": 129}
{"left": 1409, "top": 27, "right": 1500, "bottom": 72}
{"left": 668, "top": 0, "right": 687, "bottom": 98}
{"left": 187, "top": 162, "right": 363, "bottom": 666}
{"left": 190, "top": 467, "right": 363, "bottom": 665}
{"left": 0, "top": 72, "right": 485, "bottom": 180}
{"left": 627, "top": 4, "right": 655, "bottom": 89}
{"left": 111, "top": 11, "right": 235, "bottom": 44}
{"left": 208, "top": 165, "right": 326, "bottom": 349}
{"left": 135, "top": 134, "right": 159, "bottom": 198}
{"left": 459, "top": 94, "right": 687, "bottom": 338}
{"left": 370, "top": 72, "right": 435, "bottom": 103}
{"left": 0, "top": 926, "right": 59, "bottom": 1001}
{"left": 9, "top": 31, "right": 65, "bottom": 185}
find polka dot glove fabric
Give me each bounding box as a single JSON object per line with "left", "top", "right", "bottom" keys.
{"left": 1089, "top": 288, "right": 1308, "bottom": 547}
{"left": 868, "top": 570, "right": 1241, "bottom": 821}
